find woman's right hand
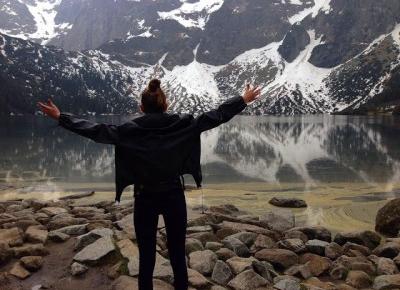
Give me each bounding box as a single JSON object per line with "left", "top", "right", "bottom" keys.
{"left": 37, "top": 99, "right": 61, "bottom": 120}
{"left": 242, "top": 84, "right": 262, "bottom": 104}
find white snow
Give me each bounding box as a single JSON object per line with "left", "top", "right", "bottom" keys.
{"left": 164, "top": 45, "right": 223, "bottom": 111}
{"left": 288, "top": 0, "right": 331, "bottom": 24}
{"left": 391, "top": 23, "right": 400, "bottom": 48}
{"left": 0, "top": 35, "right": 7, "bottom": 57}
{"left": 25, "top": 0, "right": 63, "bottom": 44}
{"left": 158, "top": 0, "right": 224, "bottom": 30}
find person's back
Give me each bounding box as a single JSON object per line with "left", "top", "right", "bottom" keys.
{"left": 38, "top": 78, "right": 261, "bottom": 290}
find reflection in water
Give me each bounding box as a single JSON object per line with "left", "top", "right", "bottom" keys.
{"left": 2, "top": 114, "right": 400, "bottom": 231}
{"left": 1, "top": 115, "right": 400, "bottom": 190}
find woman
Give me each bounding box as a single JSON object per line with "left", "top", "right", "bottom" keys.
{"left": 38, "top": 79, "right": 261, "bottom": 290}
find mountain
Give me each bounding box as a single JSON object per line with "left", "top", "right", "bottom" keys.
{"left": 0, "top": 0, "right": 400, "bottom": 115}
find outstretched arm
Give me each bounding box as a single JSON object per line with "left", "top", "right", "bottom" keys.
{"left": 194, "top": 84, "right": 261, "bottom": 132}
{"left": 37, "top": 99, "right": 120, "bottom": 145}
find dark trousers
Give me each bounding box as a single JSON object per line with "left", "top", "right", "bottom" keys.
{"left": 133, "top": 185, "right": 188, "bottom": 290}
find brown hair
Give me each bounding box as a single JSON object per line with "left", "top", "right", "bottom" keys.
{"left": 141, "top": 79, "right": 167, "bottom": 113}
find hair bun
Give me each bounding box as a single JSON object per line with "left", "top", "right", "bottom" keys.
{"left": 148, "top": 79, "right": 161, "bottom": 92}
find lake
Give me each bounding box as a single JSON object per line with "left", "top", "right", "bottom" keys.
{"left": 1, "top": 114, "right": 400, "bottom": 231}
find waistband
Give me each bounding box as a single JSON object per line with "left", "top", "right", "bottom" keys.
{"left": 134, "top": 177, "right": 183, "bottom": 196}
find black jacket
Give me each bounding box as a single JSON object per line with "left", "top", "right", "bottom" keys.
{"left": 58, "top": 95, "right": 247, "bottom": 201}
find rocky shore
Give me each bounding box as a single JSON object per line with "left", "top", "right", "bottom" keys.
{"left": 1, "top": 197, "right": 400, "bottom": 290}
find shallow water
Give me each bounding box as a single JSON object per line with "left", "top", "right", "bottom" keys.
{"left": 1, "top": 114, "right": 400, "bottom": 231}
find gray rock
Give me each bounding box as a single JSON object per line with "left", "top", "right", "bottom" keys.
{"left": 284, "top": 264, "right": 312, "bottom": 280}
{"left": 325, "top": 242, "right": 344, "bottom": 260}
{"left": 252, "top": 260, "right": 276, "bottom": 281}
{"left": 74, "top": 227, "right": 113, "bottom": 251}
{"left": 186, "top": 225, "right": 213, "bottom": 234}
{"left": 334, "top": 231, "right": 381, "bottom": 250}
{"left": 278, "top": 24, "right": 311, "bottom": 63}
{"left": 215, "top": 248, "right": 236, "bottom": 261}
{"left": 222, "top": 236, "right": 250, "bottom": 257}
{"left": 227, "top": 269, "right": 268, "bottom": 290}
{"left": 206, "top": 241, "right": 223, "bottom": 251}
{"left": 56, "top": 224, "right": 88, "bottom": 236}
{"left": 185, "top": 238, "right": 204, "bottom": 255}
{"left": 115, "top": 214, "right": 135, "bottom": 240}
{"left": 211, "top": 260, "right": 233, "bottom": 285}
{"left": 39, "top": 207, "right": 68, "bottom": 216}
{"left": 287, "top": 226, "right": 332, "bottom": 242}
{"left": 70, "top": 262, "right": 88, "bottom": 276}
{"left": 274, "top": 276, "right": 301, "bottom": 290}
{"left": 343, "top": 242, "right": 371, "bottom": 256}
{"left": 259, "top": 209, "right": 295, "bottom": 232}
{"left": 73, "top": 236, "right": 116, "bottom": 265}
{"left": 305, "top": 239, "right": 330, "bottom": 256}
{"left": 228, "top": 232, "right": 258, "bottom": 247}
{"left": 13, "top": 243, "right": 49, "bottom": 257}
{"left": 278, "top": 238, "right": 306, "bottom": 253}
{"left": 269, "top": 197, "right": 307, "bottom": 208}
{"left": 251, "top": 234, "right": 277, "bottom": 252}
{"left": 189, "top": 250, "right": 218, "bottom": 275}
{"left": 48, "top": 231, "right": 70, "bottom": 242}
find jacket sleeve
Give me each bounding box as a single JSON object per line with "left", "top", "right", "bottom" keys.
{"left": 58, "top": 112, "right": 120, "bottom": 145}
{"left": 193, "top": 95, "right": 247, "bottom": 133}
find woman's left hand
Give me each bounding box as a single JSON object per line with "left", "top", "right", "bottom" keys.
{"left": 37, "top": 99, "right": 61, "bottom": 120}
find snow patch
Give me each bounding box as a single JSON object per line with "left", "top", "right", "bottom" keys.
{"left": 0, "top": 35, "right": 7, "bottom": 57}
{"left": 158, "top": 0, "right": 224, "bottom": 30}
{"left": 26, "top": 0, "right": 63, "bottom": 44}
{"left": 288, "top": 0, "right": 331, "bottom": 24}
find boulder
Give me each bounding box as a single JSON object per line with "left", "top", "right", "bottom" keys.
{"left": 255, "top": 248, "right": 298, "bottom": 269}
{"left": 226, "top": 256, "right": 257, "bottom": 275}
{"left": 375, "top": 198, "right": 400, "bottom": 236}
{"left": 252, "top": 260, "right": 276, "bottom": 282}
{"left": 115, "top": 214, "right": 135, "bottom": 240}
{"left": 0, "top": 227, "right": 23, "bottom": 247}
{"left": 376, "top": 257, "right": 399, "bottom": 275}
{"left": 343, "top": 242, "right": 371, "bottom": 256}
{"left": 222, "top": 236, "right": 250, "bottom": 257}
{"left": 215, "top": 248, "right": 236, "bottom": 261}
{"left": 186, "top": 225, "right": 213, "bottom": 234}
{"left": 25, "top": 225, "right": 48, "bottom": 244}
{"left": 9, "top": 262, "right": 30, "bottom": 279}
{"left": 373, "top": 274, "right": 400, "bottom": 290}
{"left": 350, "top": 261, "right": 376, "bottom": 276}
{"left": 47, "top": 217, "right": 88, "bottom": 231}
{"left": 211, "top": 260, "right": 233, "bottom": 285}
{"left": 228, "top": 232, "right": 258, "bottom": 247}
{"left": 284, "top": 264, "right": 312, "bottom": 280}
{"left": 325, "top": 242, "right": 344, "bottom": 260}
{"left": 330, "top": 264, "right": 348, "bottom": 280}
{"left": 284, "top": 230, "right": 309, "bottom": 243}
{"left": 20, "top": 256, "right": 43, "bottom": 271}
{"left": 334, "top": 231, "right": 381, "bottom": 250}
{"left": 48, "top": 231, "right": 70, "bottom": 242}
{"left": 373, "top": 242, "right": 400, "bottom": 258}
{"left": 13, "top": 243, "right": 49, "bottom": 257}
{"left": 73, "top": 236, "right": 116, "bottom": 265}
{"left": 70, "top": 262, "right": 88, "bottom": 276}
{"left": 277, "top": 239, "right": 306, "bottom": 253}
{"left": 301, "top": 253, "right": 332, "bottom": 277}
{"left": 185, "top": 238, "right": 204, "bottom": 255}
{"left": 39, "top": 207, "right": 68, "bottom": 216}
{"left": 345, "top": 270, "right": 372, "bottom": 289}
{"left": 74, "top": 227, "right": 113, "bottom": 251}
{"left": 189, "top": 250, "right": 218, "bottom": 275}
{"left": 251, "top": 234, "right": 277, "bottom": 252}
{"left": 218, "top": 221, "right": 278, "bottom": 239}
{"left": 188, "top": 268, "right": 212, "bottom": 288}
{"left": 205, "top": 241, "right": 223, "bottom": 251}
{"left": 259, "top": 209, "right": 295, "bottom": 232}
{"left": 269, "top": 197, "right": 307, "bottom": 208}
{"left": 55, "top": 224, "right": 88, "bottom": 236}
{"left": 0, "top": 242, "right": 12, "bottom": 264}
{"left": 287, "top": 226, "right": 331, "bottom": 242}
{"left": 306, "top": 239, "right": 330, "bottom": 256}
{"left": 227, "top": 269, "right": 269, "bottom": 290}
{"left": 273, "top": 276, "right": 301, "bottom": 290}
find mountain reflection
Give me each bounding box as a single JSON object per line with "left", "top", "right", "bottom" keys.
{"left": 1, "top": 115, "right": 400, "bottom": 188}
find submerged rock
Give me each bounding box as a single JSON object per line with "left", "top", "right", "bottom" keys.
{"left": 9, "top": 262, "right": 30, "bottom": 279}
{"left": 269, "top": 197, "right": 307, "bottom": 208}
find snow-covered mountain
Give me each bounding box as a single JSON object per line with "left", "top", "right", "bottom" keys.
{"left": 1, "top": 0, "right": 400, "bottom": 115}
